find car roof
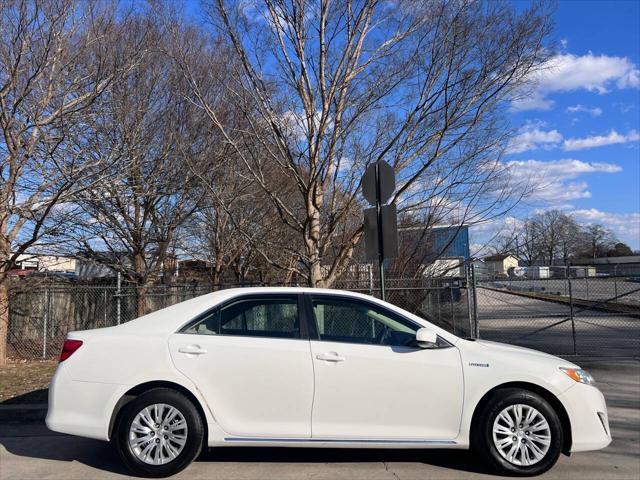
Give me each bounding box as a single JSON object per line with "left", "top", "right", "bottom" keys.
{"left": 75, "top": 286, "right": 458, "bottom": 344}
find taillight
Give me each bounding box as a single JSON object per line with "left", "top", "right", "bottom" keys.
{"left": 59, "top": 339, "right": 83, "bottom": 362}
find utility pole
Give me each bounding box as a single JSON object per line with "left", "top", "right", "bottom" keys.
{"left": 374, "top": 162, "right": 386, "bottom": 300}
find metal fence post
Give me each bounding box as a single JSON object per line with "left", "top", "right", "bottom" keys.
{"left": 42, "top": 287, "right": 49, "bottom": 359}
{"left": 368, "top": 264, "right": 374, "bottom": 296}
{"left": 614, "top": 264, "right": 618, "bottom": 300}
{"left": 450, "top": 284, "right": 455, "bottom": 335}
{"left": 567, "top": 271, "right": 577, "bottom": 355}
{"left": 466, "top": 265, "right": 474, "bottom": 337}
{"left": 470, "top": 264, "right": 479, "bottom": 338}
{"left": 436, "top": 280, "right": 441, "bottom": 325}
{"left": 585, "top": 274, "right": 589, "bottom": 301}
{"left": 116, "top": 272, "right": 122, "bottom": 325}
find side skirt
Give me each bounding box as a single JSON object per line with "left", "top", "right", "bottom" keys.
{"left": 216, "top": 437, "right": 461, "bottom": 449}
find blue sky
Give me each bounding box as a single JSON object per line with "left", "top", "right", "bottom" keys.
{"left": 500, "top": 0, "right": 640, "bottom": 249}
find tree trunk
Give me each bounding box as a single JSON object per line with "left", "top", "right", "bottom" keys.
{"left": 305, "top": 201, "right": 325, "bottom": 288}
{"left": 0, "top": 280, "right": 9, "bottom": 366}
{"left": 136, "top": 285, "right": 148, "bottom": 317}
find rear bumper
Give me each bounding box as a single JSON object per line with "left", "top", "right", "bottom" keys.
{"left": 46, "top": 365, "right": 128, "bottom": 441}
{"left": 559, "top": 383, "right": 611, "bottom": 452}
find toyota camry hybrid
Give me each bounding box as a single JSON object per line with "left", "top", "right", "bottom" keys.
{"left": 46, "top": 287, "right": 611, "bottom": 477}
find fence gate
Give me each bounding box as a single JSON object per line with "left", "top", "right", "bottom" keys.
{"left": 474, "top": 267, "right": 640, "bottom": 356}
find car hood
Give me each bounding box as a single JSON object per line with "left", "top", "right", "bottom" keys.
{"left": 470, "top": 339, "right": 579, "bottom": 368}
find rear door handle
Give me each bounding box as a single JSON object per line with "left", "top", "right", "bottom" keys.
{"left": 316, "top": 352, "right": 345, "bottom": 362}
{"left": 178, "top": 345, "right": 207, "bottom": 355}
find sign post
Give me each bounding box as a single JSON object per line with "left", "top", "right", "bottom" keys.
{"left": 362, "top": 160, "right": 398, "bottom": 300}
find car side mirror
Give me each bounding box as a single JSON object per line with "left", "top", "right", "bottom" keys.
{"left": 416, "top": 328, "right": 438, "bottom": 348}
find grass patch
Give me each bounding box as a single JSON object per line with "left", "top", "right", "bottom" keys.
{"left": 0, "top": 360, "right": 57, "bottom": 404}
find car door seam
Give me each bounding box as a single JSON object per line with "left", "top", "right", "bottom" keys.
{"left": 309, "top": 338, "right": 317, "bottom": 438}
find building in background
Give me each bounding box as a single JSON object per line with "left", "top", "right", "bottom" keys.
{"left": 9, "top": 254, "right": 77, "bottom": 277}
{"left": 483, "top": 253, "right": 519, "bottom": 276}
{"left": 329, "top": 224, "right": 471, "bottom": 281}
{"left": 396, "top": 225, "right": 471, "bottom": 277}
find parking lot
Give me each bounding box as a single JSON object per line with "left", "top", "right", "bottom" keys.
{"left": 1, "top": 358, "right": 638, "bottom": 480}
{"left": 482, "top": 278, "right": 640, "bottom": 306}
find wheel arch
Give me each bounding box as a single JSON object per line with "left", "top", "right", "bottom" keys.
{"left": 470, "top": 381, "right": 572, "bottom": 455}
{"left": 108, "top": 380, "right": 209, "bottom": 444}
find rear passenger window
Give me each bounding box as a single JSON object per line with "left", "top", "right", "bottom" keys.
{"left": 182, "top": 296, "right": 300, "bottom": 339}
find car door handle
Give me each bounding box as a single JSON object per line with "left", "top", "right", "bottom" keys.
{"left": 178, "top": 345, "right": 207, "bottom": 355}
{"left": 316, "top": 352, "right": 345, "bottom": 362}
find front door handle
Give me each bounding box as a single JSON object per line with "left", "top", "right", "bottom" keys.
{"left": 178, "top": 345, "right": 207, "bottom": 355}
{"left": 316, "top": 352, "right": 345, "bottom": 362}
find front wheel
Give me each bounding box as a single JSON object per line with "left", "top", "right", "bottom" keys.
{"left": 113, "top": 388, "right": 204, "bottom": 478}
{"left": 474, "top": 388, "right": 563, "bottom": 476}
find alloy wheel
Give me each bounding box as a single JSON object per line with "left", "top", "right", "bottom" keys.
{"left": 492, "top": 403, "right": 551, "bottom": 466}
{"left": 128, "top": 403, "right": 189, "bottom": 465}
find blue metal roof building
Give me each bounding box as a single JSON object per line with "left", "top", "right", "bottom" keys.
{"left": 397, "top": 225, "right": 470, "bottom": 261}
{"left": 431, "top": 225, "right": 470, "bottom": 259}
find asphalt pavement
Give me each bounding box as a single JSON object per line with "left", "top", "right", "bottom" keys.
{"left": 0, "top": 358, "right": 638, "bottom": 480}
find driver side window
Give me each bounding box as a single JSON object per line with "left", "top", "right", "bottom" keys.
{"left": 311, "top": 297, "right": 418, "bottom": 347}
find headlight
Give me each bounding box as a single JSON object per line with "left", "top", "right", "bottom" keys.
{"left": 560, "top": 367, "right": 596, "bottom": 386}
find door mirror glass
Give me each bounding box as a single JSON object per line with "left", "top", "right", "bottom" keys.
{"left": 416, "top": 328, "right": 438, "bottom": 347}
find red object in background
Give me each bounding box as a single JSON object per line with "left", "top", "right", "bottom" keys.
{"left": 59, "top": 339, "right": 83, "bottom": 362}
{"left": 6, "top": 268, "right": 35, "bottom": 277}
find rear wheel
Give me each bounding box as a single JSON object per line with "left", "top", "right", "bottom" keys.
{"left": 114, "top": 388, "right": 204, "bottom": 478}
{"left": 474, "top": 388, "right": 563, "bottom": 476}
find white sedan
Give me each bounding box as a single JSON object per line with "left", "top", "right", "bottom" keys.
{"left": 46, "top": 287, "right": 611, "bottom": 477}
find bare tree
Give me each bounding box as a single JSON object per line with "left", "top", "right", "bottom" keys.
{"left": 0, "top": 0, "right": 138, "bottom": 363}
{"left": 180, "top": 0, "right": 551, "bottom": 287}
{"left": 65, "top": 19, "right": 206, "bottom": 316}
{"left": 180, "top": 157, "right": 284, "bottom": 285}
{"left": 579, "top": 224, "right": 617, "bottom": 259}
{"left": 532, "top": 210, "right": 582, "bottom": 265}
{"left": 491, "top": 211, "right": 616, "bottom": 265}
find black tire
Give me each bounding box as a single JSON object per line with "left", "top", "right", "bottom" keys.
{"left": 473, "top": 388, "right": 563, "bottom": 476}
{"left": 113, "top": 388, "right": 204, "bottom": 478}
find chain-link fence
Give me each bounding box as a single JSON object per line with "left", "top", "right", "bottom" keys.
{"left": 7, "top": 284, "right": 213, "bottom": 360}
{"left": 6, "top": 264, "right": 640, "bottom": 360}
{"left": 334, "top": 277, "right": 474, "bottom": 338}
{"left": 7, "top": 277, "right": 473, "bottom": 360}
{"left": 474, "top": 265, "right": 640, "bottom": 356}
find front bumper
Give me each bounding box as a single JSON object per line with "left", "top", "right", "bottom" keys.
{"left": 46, "top": 365, "right": 129, "bottom": 441}
{"left": 559, "top": 382, "right": 611, "bottom": 452}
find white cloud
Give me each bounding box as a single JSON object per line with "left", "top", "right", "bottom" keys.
{"left": 507, "top": 125, "right": 562, "bottom": 154}
{"left": 510, "top": 93, "right": 555, "bottom": 112}
{"left": 613, "top": 102, "right": 634, "bottom": 113}
{"left": 469, "top": 216, "right": 525, "bottom": 257}
{"left": 511, "top": 53, "right": 640, "bottom": 111}
{"left": 566, "top": 104, "right": 603, "bottom": 117}
{"left": 563, "top": 129, "right": 640, "bottom": 151}
{"left": 618, "top": 68, "right": 640, "bottom": 89}
{"left": 507, "top": 159, "right": 622, "bottom": 202}
{"left": 506, "top": 124, "right": 639, "bottom": 154}
{"left": 507, "top": 124, "right": 640, "bottom": 154}
{"left": 571, "top": 209, "right": 640, "bottom": 248}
